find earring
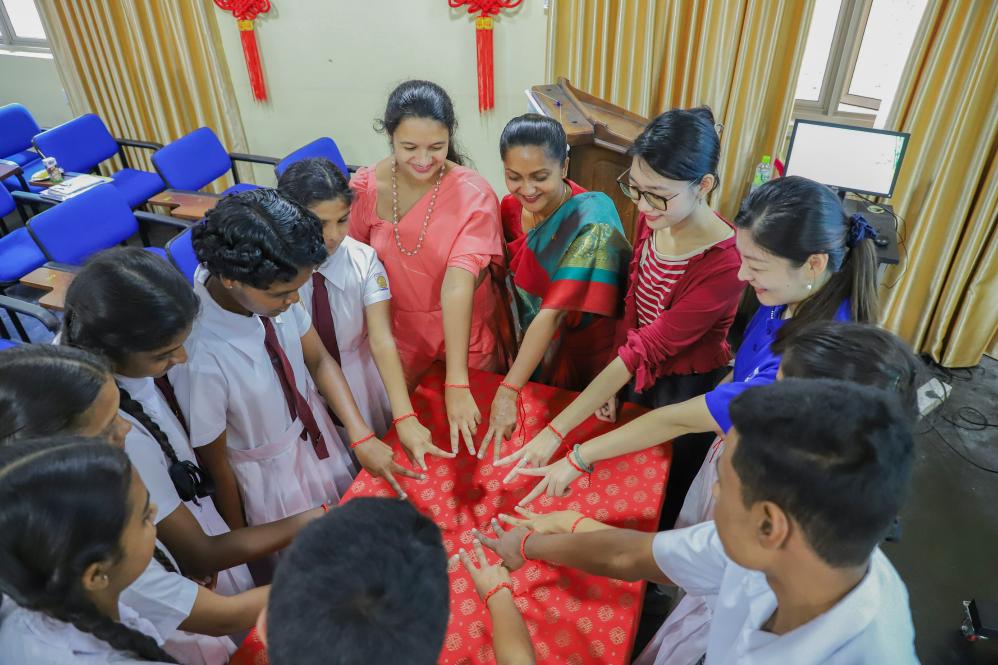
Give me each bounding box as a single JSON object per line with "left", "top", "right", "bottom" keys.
{"left": 806, "top": 281, "right": 813, "bottom": 291}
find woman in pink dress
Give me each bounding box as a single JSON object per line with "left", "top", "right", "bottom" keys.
{"left": 350, "top": 80, "right": 510, "bottom": 455}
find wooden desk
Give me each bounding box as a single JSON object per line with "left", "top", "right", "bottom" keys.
{"left": 149, "top": 190, "right": 221, "bottom": 221}
{"left": 0, "top": 159, "right": 28, "bottom": 192}
{"left": 19, "top": 266, "right": 76, "bottom": 311}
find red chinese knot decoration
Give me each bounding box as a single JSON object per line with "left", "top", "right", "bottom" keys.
{"left": 214, "top": 0, "right": 271, "bottom": 101}
{"left": 449, "top": 0, "right": 523, "bottom": 112}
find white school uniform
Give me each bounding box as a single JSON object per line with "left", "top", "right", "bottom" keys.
{"left": 117, "top": 374, "right": 255, "bottom": 598}
{"left": 170, "top": 266, "right": 356, "bottom": 526}
{"left": 647, "top": 521, "right": 918, "bottom": 665}
{"left": 121, "top": 551, "right": 236, "bottom": 665}
{"left": 298, "top": 236, "right": 393, "bottom": 435}
{"left": 0, "top": 598, "right": 170, "bottom": 665}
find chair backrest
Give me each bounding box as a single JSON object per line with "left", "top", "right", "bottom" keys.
{"left": 151, "top": 127, "right": 231, "bottom": 191}
{"left": 27, "top": 185, "right": 138, "bottom": 264}
{"left": 33, "top": 114, "right": 119, "bottom": 174}
{"left": 0, "top": 185, "right": 15, "bottom": 218}
{"left": 274, "top": 137, "right": 349, "bottom": 179}
{"left": 165, "top": 224, "right": 199, "bottom": 284}
{"left": 0, "top": 103, "right": 41, "bottom": 157}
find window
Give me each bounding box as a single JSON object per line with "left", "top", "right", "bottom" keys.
{"left": 793, "top": 0, "right": 928, "bottom": 129}
{"left": 0, "top": 0, "right": 48, "bottom": 50}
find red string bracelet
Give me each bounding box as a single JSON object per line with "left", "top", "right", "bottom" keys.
{"left": 499, "top": 381, "right": 521, "bottom": 394}
{"left": 483, "top": 581, "right": 513, "bottom": 605}
{"left": 444, "top": 383, "right": 471, "bottom": 390}
{"left": 565, "top": 452, "right": 588, "bottom": 475}
{"left": 546, "top": 422, "right": 565, "bottom": 441}
{"left": 570, "top": 516, "right": 587, "bottom": 533}
{"left": 350, "top": 432, "right": 376, "bottom": 449}
{"left": 519, "top": 530, "right": 533, "bottom": 562}
{"left": 392, "top": 412, "right": 416, "bottom": 427}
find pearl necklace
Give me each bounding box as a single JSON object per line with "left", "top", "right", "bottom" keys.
{"left": 391, "top": 159, "right": 446, "bottom": 257}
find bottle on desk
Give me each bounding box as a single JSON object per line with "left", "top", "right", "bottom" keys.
{"left": 750, "top": 155, "right": 772, "bottom": 193}
{"left": 42, "top": 156, "right": 64, "bottom": 183}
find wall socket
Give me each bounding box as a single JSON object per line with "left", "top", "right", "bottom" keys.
{"left": 916, "top": 377, "right": 952, "bottom": 417}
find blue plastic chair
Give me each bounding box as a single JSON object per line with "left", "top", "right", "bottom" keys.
{"left": 0, "top": 187, "right": 46, "bottom": 283}
{"left": 152, "top": 127, "right": 276, "bottom": 195}
{"left": 0, "top": 293, "right": 59, "bottom": 343}
{"left": 275, "top": 137, "right": 350, "bottom": 179}
{"left": 0, "top": 103, "right": 44, "bottom": 192}
{"left": 165, "top": 225, "right": 199, "bottom": 284}
{"left": 33, "top": 114, "right": 165, "bottom": 208}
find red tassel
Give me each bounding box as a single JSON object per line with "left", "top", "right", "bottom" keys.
{"left": 475, "top": 15, "right": 495, "bottom": 111}
{"left": 238, "top": 21, "right": 267, "bottom": 101}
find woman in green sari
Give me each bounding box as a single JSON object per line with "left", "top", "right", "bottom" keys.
{"left": 478, "top": 114, "right": 631, "bottom": 460}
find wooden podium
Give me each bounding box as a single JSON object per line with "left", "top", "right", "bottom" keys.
{"left": 527, "top": 78, "right": 649, "bottom": 241}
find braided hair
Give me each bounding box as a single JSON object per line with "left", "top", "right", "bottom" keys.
{"left": 0, "top": 438, "right": 177, "bottom": 662}
{"left": 0, "top": 345, "right": 110, "bottom": 441}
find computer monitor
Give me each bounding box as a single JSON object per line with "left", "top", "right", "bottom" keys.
{"left": 784, "top": 120, "right": 910, "bottom": 198}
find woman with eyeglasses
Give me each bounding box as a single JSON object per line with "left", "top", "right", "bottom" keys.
{"left": 476, "top": 114, "right": 631, "bottom": 461}
{"left": 497, "top": 108, "right": 743, "bottom": 527}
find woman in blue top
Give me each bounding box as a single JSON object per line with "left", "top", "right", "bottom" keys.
{"left": 514, "top": 175, "right": 880, "bottom": 507}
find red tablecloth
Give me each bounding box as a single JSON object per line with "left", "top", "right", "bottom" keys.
{"left": 343, "top": 366, "right": 671, "bottom": 665}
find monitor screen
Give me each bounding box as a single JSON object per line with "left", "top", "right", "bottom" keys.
{"left": 784, "top": 120, "right": 909, "bottom": 198}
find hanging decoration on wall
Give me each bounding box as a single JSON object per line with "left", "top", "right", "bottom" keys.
{"left": 448, "top": 0, "right": 523, "bottom": 112}
{"left": 214, "top": 0, "right": 272, "bottom": 101}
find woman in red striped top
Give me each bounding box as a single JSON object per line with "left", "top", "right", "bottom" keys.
{"left": 499, "top": 108, "right": 744, "bottom": 527}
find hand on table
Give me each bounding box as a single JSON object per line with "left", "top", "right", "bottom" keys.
{"left": 516, "top": 456, "right": 583, "bottom": 506}
{"left": 479, "top": 384, "right": 519, "bottom": 462}
{"left": 353, "top": 435, "right": 424, "bottom": 500}
{"left": 594, "top": 396, "right": 619, "bottom": 423}
{"left": 453, "top": 538, "right": 514, "bottom": 602}
{"left": 396, "top": 415, "right": 455, "bottom": 472}
{"left": 498, "top": 506, "right": 583, "bottom": 534}
{"left": 496, "top": 426, "right": 562, "bottom": 484}
{"left": 475, "top": 518, "right": 530, "bottom": 571}
{"left": 445, "top": 385, "right": 481, "bottom": 456}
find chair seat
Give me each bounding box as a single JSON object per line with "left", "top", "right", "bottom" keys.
{"left": 0, "top": 338, "right": 19, "bottom": 350}
{"left": 222, "top": 183, "right": 260, "bottom": 195}
{"left": 145, "top": 246, "right": 168, "bottom": 260}
{"left": 2, "top": 157, "right": 45, "bottom": 193}
{"left": 3, "top": 149, "right": 40, "bottom": 168}
{"left": 110, "top": 168, "right": 166, "bottom": 208}
{"left": 0, "top": 227, "right": 46, "bottom": 283}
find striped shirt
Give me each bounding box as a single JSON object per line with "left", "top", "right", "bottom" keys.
{"left": 635, "top": 238, "right": 708, "bottom": 327}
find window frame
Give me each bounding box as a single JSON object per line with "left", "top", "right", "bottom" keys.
{"left": 0, "top": 0, "right": 50, "bottom": 52}
{"left": 793, "top": 0, "right": 879, "bottom": 128}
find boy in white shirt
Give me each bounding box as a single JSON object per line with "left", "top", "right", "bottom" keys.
{"left": 478, "top": 378, "right": 919, "bottom": 664}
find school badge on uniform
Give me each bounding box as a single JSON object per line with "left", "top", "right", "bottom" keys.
{"left": 376, "top": 275, "right": 389, "bottom": 291}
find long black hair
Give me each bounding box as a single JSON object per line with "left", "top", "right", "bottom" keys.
{"left": 376, "top": 79, "right": 464, "bottom": 165}
{"left": 0, "top": 437, "right": 177, "bottom": 662}
{"left": 499, "top": 113, "right": 568, "bottom": 164}
{"left": 734, "top": 176, "right": 879, "bottom": 344}
{"left": 0, "top": 345, "right": 110, "bottom": 441}
{"left": 631, "top": 106, "right": 720, "bottom": 194}
{"left": 278, "top": 157, "right": 354, "bottom": 209}
{"left": 778, "top": 321, "right": 920, "bottom": 417}
{"left": 193, "top": 188, "right": 327, "bottom": 289}
{"left": 62, "top": 247, "right": 212, "bottom": 503}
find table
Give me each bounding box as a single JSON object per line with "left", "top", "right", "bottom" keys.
{"left": 343, "top": 366, "right": 671, "bottom": 665}
{"left": 19, "top": 266, "right": 76, "bottom": 311}
{"left": 148, "top": 190, "right": 221, "bottom": 221}
{"left": 0, "top": 159, "right": 28, "bottom": 192}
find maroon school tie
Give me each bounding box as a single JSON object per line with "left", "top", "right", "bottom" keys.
{"left": 310, "top": 272, "right": 341, "bottom": 365}
{"left": 154, "top": 376, "right": 189, "bottom": 435}
{"left": 261, "top": 317, "right": 330, "bottom": 459}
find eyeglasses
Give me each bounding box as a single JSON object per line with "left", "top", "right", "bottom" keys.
{"left": 617, "top": 169, "right": 681, "bottom": 212}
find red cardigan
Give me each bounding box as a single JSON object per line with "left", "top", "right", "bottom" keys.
{"left": 616, "top": 213, "right": 743, "bottom": 392}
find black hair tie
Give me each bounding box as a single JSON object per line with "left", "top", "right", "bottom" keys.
{"left": 847, "top": 213, "right": 878, "bottom": 248}
{"left": 168, "top": 460, "right": 216, "bottom": 504}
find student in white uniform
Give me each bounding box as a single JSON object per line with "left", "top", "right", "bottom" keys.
{"left": 61, "top": 248, "right": 329, "bottom": 598}
{"left": 479, "top": 379, "right": 919, "bottom": 665}
{"left": 0, "top": 345, "right": 268, "bottom": 665}
{"left": 500, "top": 321, "right": 923, "bottom": 665}
{"left": 278, "top": 158, "right": 452, "bottom": 472}
{"left": 0, "top": 438, "right": 175, "bottom": 664}
{"left": 172, "top": 188, "right": 421, "bottom": 531}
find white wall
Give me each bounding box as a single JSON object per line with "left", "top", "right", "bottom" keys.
{"left": 211, "top": 2, "right": 549, "bottom": 190}
{"left": 0, "top": 50, "right": 72, "bottom": 128}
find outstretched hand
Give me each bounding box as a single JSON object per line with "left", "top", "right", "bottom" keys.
{"left": 395, "top": 415, "right": 456, "bottom": 472}
{"left": 353, "top": 436, "right": 424, "bottom": 500}
{"left": 475, "top": 518, "right": 530, "bottom": 571}
{"left": 514, "top": 456, "right": 583, "bottom": 506}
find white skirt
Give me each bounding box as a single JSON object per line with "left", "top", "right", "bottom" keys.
{"left": 340, "top": 340, "right": 392, "bottom": 437}
{"left": 228, "top": 395, "right": 356, "bottom": 526}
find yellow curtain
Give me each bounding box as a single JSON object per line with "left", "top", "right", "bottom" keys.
{"left": 550, "top": 0, "right": 815, "bottom": 219}
{"left": 879, "top": 0, "right": 998, "bottom": 367}
{"left": 35, "top": 0, "right": 247, "bottom": 190}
